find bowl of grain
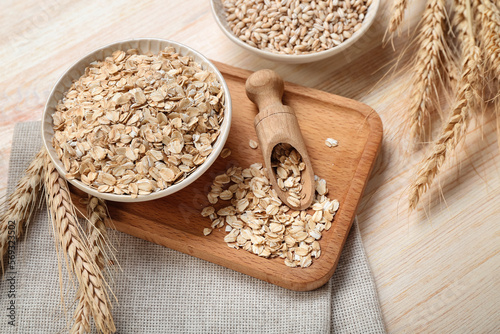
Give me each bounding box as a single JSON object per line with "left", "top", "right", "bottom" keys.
{"left": 42, "top": 38, "right": 232, "bottom": 202}
{"left": 211, "top": 0, "right": 379, "bottom": 64}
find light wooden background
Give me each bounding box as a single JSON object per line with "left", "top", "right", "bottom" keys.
{"left": 1, "top": 0, "right": 498, "bottom": 332}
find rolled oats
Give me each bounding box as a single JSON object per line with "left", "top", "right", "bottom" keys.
{"left": 52, "top": 47, "right": 225, "bottom": 197}
{"left": 271, "top": 143, "right": 305, "bottom": 201}
{"left": 201, "top": 162, "right": 339, "bottom": 268}
{"left": 221, "top": 148, "right": 232, "bottom": 158}
{"left": 325, "top": 138, "right": 338, "bottom": 147}
{"left": 249, "top": 139, "right": 259, "bottom": 149}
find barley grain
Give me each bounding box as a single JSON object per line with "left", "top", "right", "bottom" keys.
{"left": 223, "top": 0, "right": 371, "bottom": 55}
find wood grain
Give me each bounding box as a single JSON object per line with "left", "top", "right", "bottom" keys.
{"left": 71, "top": 62, "right": 382, "bottom": 291}
{"left": 1, "top": 0, "right": 498, "bottom": 331}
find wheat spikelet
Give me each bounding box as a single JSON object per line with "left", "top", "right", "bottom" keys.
{"left": 496, "top": 99, "right": 500, "bottom": 148}
{"left": 71, "top": 295, "right": 91, "bottom": 334}
{"left": 445, "top": 57, "right": 461, "bottom": 89}
{"left": 86, "top": 197, "right": 111, "bottom": 269}
{"left": 409, "top": 0, "right": 482, "bottom": 209}
{"left": 388, "top": 0, "right": 410, "bottom": 35}
{"left": 0, "top": 148, "right": 45, "bottom": 274}
{"left": 71, "top": 196, "right": 113, "bottom": 334}
{"left": 44, "top": 156, "right": 116, "bottom": 333}
{"left": 407, "top": 0, "right": 448, "bottom": 141}
{"left": 477, "top": 0, "right": 500, "bottom": 77}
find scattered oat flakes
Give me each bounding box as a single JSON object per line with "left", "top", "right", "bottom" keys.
{"left": 325, "top": 138, "right": 338, "bottom": 148}
{"left": 203, "top": 228, "right": 213, "bottom": 236}
{"left": 201, "top": 163, "right": 339, "bottom": 268}
{"left": 52, "top": 47, "right": 225, "bottom": 196}
{"left": 221, "top": 148, "right": 232, "bottom": 158}
{"left": 249, "top": 139, "right": 258, "bottom": 149}
{"left": 201, "top": 206, "right": 216, "bottom": 217}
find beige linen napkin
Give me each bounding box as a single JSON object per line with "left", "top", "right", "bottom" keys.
{"left": 1, "top": 122, "right": 385, "bottom": 333}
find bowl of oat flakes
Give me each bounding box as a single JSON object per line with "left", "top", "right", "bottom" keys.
{"left": 211, "top": 0, "right": 379, "bottom": 63}
{"left": 42, "top": 39, "right": 232, "bottom": 202}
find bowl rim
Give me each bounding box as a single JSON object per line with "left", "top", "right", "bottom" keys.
{"left": 210, "top": 0, "right": 380, "bottom": 62}
{"left": 41, "top": 38, "right": 232, "bottom": 202}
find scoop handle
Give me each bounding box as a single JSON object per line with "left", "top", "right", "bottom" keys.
{"left": 245, "top": 69, "right": 288, "bottom": 114}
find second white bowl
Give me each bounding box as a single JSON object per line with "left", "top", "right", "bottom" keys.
{"left": 210, "top": 0, "right": 380, "bottom": 64}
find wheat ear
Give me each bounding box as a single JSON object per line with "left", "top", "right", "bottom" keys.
{"left": 388, "top": 0, "right": 410, "bottom": 35}
{"left": 407, "top": 0, "right": 448, "bottom": 141}
{"left": 71, "top": 196, "right": 114, "bottom": 334}
{"left": 476, "top": 0, "right": 500, "bottom": 77}
{"left": 475, "top": 0, "right": 500, "bottom": 146}
{"left": 44, "top": 155, "right": 116, "bottom": 333}
{"left": 409, "top": 0, "right": 482, "bottom": 209}
{"left": 0, "top": 148, "right": 45, "bottom": 274}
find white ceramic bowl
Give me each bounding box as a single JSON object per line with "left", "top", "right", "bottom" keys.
{"left": 42, "top": 38, "right": 232, "bottom": 202}
{"left": 210, "top": 0, "right": 380, "bottom": 64}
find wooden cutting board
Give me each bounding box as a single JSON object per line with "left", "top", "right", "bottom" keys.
{"left": 72, "top": 61, "right": 382, "bottom": 291}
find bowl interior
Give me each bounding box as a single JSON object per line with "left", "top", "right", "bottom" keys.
{"left": 210, "top": 0, "right": 380, "bottom": 63}
{"left": 42, "top": 38, "right": 232, "bottom": 202}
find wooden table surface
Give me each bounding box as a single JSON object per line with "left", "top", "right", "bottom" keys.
{"left": 1, "top": 0, "right": 498, "bottom": 332}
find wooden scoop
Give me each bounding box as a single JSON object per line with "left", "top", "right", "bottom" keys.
{"left": 245, "top": 69, "right": 315, "bottom": 210}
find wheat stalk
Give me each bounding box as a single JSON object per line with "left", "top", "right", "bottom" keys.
{"left": 407, "top": 0, "right": 448, "bottom": 142}
{"left": 476, "top": 0, "right": 500, "bottom": 78}
{"left": 71, "top": 196, "right": 114, "bottom": 334}
{"left": 44, "top": 155, "right": 116, "bottom": 333}
{"left": 409, "top": 0, "right": 482, "bottom": 209}
{"left": 388, "top": 0, "right": 410, "bottom": 35}
{"left": 0, "top": 148, "right": 45, "bottom": 274}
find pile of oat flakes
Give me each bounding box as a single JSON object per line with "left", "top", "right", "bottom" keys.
{"left": 202, "top": 160, "right": 338, "bottom": 268}
{"left": 52, "top": 47, "right": 225, "bottom": 197}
